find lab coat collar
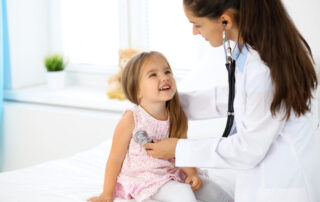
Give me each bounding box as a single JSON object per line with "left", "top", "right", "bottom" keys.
{"left": 231, "top": 44, "right": 249, "bottom": 72}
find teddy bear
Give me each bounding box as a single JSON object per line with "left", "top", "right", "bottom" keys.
{"left": 107, "top": 48, "right": 141, "bottom": 100}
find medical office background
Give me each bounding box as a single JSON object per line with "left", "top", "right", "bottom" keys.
{"left": 0, "top": 0, "right": 320, "bottom": 172}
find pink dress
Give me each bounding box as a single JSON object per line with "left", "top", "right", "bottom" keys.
{"left": 114, "top": 105, "right": 186, "bottom": 202}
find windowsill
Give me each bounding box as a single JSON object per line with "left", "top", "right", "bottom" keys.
{"left": 4, "top": 85, "right": 133, "bottom": 113}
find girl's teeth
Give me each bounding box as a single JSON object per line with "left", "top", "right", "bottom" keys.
{"left": 160, "top": 86, "right": 170, "bottom": 91}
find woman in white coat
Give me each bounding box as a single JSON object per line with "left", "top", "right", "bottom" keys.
{"left": 144, "top": 0, "right": 320, "bottom": 201}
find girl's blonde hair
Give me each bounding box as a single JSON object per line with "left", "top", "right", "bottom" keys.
{"left": 121, "top": 51, "right": 188, "bottom": 139}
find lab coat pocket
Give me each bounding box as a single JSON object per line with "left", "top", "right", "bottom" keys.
{"left": 256, "top": 188, "right": 309, "bottom": 202}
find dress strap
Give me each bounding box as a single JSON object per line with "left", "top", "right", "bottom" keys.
{"left": 122, "top": 105, "right": 139, "bottom": 129}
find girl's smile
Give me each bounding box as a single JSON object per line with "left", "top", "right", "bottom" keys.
{"left": 159, "top": 83, "right": 171, "bottom": 92}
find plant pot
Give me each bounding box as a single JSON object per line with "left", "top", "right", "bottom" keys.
{"left": 46, "top": 71, "right": 65, "bottom": 90}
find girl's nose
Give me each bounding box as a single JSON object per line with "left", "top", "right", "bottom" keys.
{"left": 161, "top": 74, "right": 169, "bottom": 82}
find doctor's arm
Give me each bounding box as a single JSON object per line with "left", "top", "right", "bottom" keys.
{"left": 175, "top": 66, "right": 285, "bottom": 169}
{"left": 179, "top": 85, "right": 228, "bottom": 120}
{"left": 146, "top": 65, "right": 285, "bottom": 169}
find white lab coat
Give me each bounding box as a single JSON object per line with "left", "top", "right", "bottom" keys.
{"left": 176, "top": 46, "right": 320, "bottom": 202}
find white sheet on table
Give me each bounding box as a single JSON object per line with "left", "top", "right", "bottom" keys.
{"left": 0, "top": 139, "right": 236, "bottom": 202}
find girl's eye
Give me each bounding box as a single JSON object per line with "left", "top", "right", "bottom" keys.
{"left": 195, "top": 24, "right": 201, "bottom": 28}
{"left": 165, "top": 70, "right": 171, "bottom": 75}
{"left": 149, "top": 73, "right": 156, "bottom": 77}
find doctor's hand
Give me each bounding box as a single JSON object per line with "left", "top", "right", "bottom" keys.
{"left": 144, "top": 138, "right": 178, "bottom": 160}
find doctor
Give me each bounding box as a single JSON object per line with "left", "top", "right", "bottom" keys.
{"left": 144, "top": 0, "right": 320, "bottom": 201}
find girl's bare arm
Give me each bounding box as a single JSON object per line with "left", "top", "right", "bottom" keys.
{"left": 88, "top": 111, "right": 134, "bottom": 201}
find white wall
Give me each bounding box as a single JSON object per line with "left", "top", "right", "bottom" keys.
{"left": 7, "top": 0, "right": 50, "bottom": 89}
{"left": 2, "top": 102, "right": 121, "bottom": 171}
{"left": 283, "top": 0, "right": 320, "bottom": 58}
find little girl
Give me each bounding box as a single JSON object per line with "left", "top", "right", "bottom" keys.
{"left": 88, "top": 51, "right": 202, "bottom": 202}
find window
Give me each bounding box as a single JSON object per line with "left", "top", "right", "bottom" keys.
{"left": 59, "top": 0, "right": 119, "bottom": 70}
{"left": 147, "top": 0, "right": 202, "bottom": 71}
{"left": 57, "top": 0, "right": 206, "bottom": 75}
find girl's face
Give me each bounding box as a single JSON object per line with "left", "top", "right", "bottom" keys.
{"left": 138, "top": 56, "right": 177, "bottom": 104}
{"left": 184, "top": 5, "right": 224, "bottom": 47}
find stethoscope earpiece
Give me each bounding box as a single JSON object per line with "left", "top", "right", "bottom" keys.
{"left": 222, "top": 20, "right": 228, "bottom": 26}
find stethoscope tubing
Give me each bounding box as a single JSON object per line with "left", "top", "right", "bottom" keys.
{"left": 222, "top": 27, "right": 236, "bottom": 138}
{"left": 222, "top": 59, "right": 236, "bottom": 137}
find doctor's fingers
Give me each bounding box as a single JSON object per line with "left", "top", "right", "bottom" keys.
{"left": 144, "top": 142, "right": 154, "bottom": 150}
{"left": 144, "top": 143, "right": 158, "bottom": 158}
{"left": 146, "top": 150, "right": 159, "bottom": 158}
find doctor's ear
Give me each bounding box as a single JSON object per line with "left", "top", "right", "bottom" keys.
{"left": 220, "top": 12, "right": 234, "bottom": 29}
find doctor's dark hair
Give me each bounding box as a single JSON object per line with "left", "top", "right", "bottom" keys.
{"left": 184, "top": 0, "right": 318, "bottom": 120}
{"left": 121, "top": 51, "right": 188, "bottom": 139}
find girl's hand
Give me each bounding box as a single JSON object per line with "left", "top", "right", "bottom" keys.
{"left": 87, "top": 193, "right": 114, "bottom": 202}
{"left": 185, "top": 174, "right": 202, "bottom": 191}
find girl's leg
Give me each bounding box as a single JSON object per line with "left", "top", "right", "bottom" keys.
{"left": 150, "top": 180, "right": 197, "bottom": 202}
{"left": 194, "top": 176, "right": 234, "bottom": 202}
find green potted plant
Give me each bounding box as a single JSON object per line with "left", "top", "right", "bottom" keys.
{"left": 44, "top": 54, "right": 67, "bottom": 90}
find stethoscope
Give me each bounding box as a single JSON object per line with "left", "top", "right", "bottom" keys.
{"left": 222, "top": 21, "right": 236, "bottom": 138}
